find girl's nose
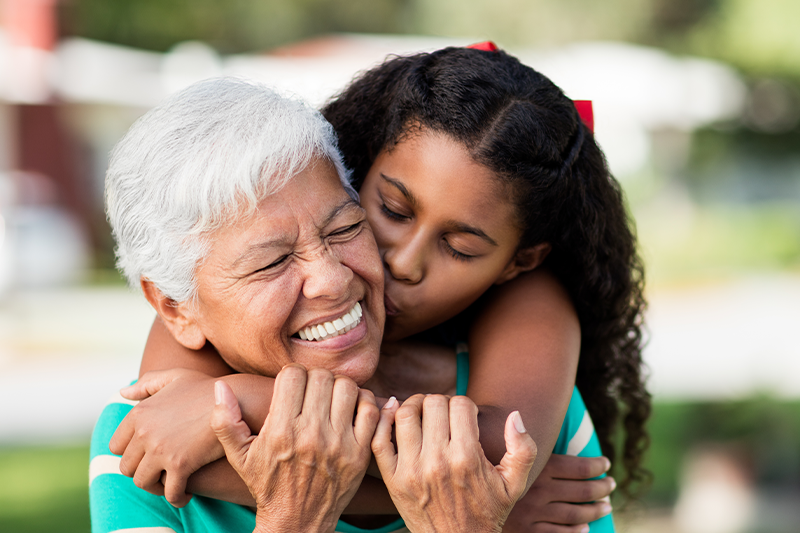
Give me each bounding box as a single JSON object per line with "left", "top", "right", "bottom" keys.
{"left": 382, "top": 231, "right": 425, "bottom": 285}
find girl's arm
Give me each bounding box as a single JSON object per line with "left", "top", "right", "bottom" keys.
{"left": 115, "top": 316, "right": 398, "bottom": 513}
{"left": 468, "top": 267, "right": 580, "bottom": 486}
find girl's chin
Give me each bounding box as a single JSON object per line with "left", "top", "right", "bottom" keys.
{"left": 381, "top": 320, "right": 408, "bottom": 343}
{"left": 382, "top": 317, "right": 429, "bottom": 343}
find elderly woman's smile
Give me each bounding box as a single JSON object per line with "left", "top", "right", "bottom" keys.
{"left": 178, "top": 159, "right": 385, "bottom": 385}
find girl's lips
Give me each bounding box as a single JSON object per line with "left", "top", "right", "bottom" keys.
{"left": 383, "top": 293, "right": 400, "bottom": 317}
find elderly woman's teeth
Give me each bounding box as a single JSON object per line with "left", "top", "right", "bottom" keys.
{"left": 297, "top": 302, "right": 363, "bottom": 341}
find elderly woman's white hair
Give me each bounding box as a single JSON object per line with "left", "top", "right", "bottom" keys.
{"left": 106, "top": 77, "right": 351, "bottom": 303}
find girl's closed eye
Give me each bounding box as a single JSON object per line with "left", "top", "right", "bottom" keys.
{"left": 378, "top": 193, "right": 411, "bottom": 222}
{"left": 380, "top": 202, "right": 408, "bottom": 221}
{"left": 443, "top": 239, "right": 475, "bottom": 262}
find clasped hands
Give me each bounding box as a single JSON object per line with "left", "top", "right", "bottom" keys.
{"left": 111, "top": 368, "right": 614, "bottom": 532}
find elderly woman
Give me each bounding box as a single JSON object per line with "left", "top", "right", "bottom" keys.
{"left": 91, "top": 78, "right": 535, "bottom": 533}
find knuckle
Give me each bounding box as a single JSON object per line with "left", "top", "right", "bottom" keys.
{"left": 451, "top": 450, "right": 476, "bottom": 474}
{"left": 423, "top": 457, "right": 448, "bottom": 481}
{"left": 359, "top": 388, "right": 376, "bottom": 402}
{"left": 168, "top": 453, "right": 188, "bottom": 473}
{"left": 576, "top": 460, "right": 594, "bottom": 479}
{"left": 423, "top": 394, "right": 448, "bottom": 409}
{"left": 118, "top": 459, "right": 133, "bottom": 477}
{"left": 280, "top": 364, "right": 307, "bottom": 380}
{"left": 361, "top": 402, "right": 380, "bottom": 425}
{"left": 270, "top": 429, "right": 295, "bottom": 452}
{"left": 132, "top": 473, "right": 148, "bottom": 490}
{"left": 335, "top": 375, "right": 358, "bottom": 394}
{"left": 449, "top": 395, "right": 476, "bottom": 412}
{"left": 308, "top": 367, "right": 334, "bottom": 382}
{"left": 564, "top": 504, "right": 588, "bottom": 525}
{"left": 395, "top": 404, "right": 418, "bottom": 422}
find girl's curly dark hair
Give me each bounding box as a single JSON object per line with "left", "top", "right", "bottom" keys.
{"left": 322, "top": 47, "right": 650, "bottom": 499}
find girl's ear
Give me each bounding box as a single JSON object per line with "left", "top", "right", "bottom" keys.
{"left": 494, "top": 242, "right": 552, "bottom": 285}
{"left": 140, "top": 278, "right": 208, "bottom": 350}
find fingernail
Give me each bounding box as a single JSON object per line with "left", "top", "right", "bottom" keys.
{"left": 214, "top": 381, "right": 223, "bottom": 405}
{"left": 601, "top": 502, "right": 612, "bottom": 515}
{"left": 385, "top": 396, "right": 397, "bottom": 409}
{"left": 580, "top": 526, "right": 589, "bottom": 533}
{"left": 600, "top": 496, "right": 611, "bottom": 503}
{"left": 609, "top": 477, "right": 617, "bottom": 491}
{"left": 602, "top": 456, "right": 611, "bottom": 472}
{"left": 512, "top": 411, "right": 526, "bottom": 434}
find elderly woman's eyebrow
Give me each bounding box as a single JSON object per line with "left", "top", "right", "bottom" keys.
{"left": 232, "top": 237, "right": 290, "bottom": 269}
{"left": 321, "top": 198, "right": 362, "bottom": 227}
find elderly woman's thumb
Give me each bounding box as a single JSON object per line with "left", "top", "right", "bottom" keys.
{"left": 211, "top": 381, "right": 254, "bottom": 471}
{"left": 497, "top": 411, "right": 538, "bottom": 501}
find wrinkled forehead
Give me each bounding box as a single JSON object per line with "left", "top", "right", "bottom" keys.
{"left": 208, "top": 155, "right": 351, "bottom": 232}
{"left": 208, "top": 158, "right": 356, "bottom": 251}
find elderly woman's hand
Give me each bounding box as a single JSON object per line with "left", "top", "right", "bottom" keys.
{"left": 212, "top": 364, "right": 380, "bottom": 533}
{"left": 372, "top": 394, "right": 537, "bottom": 533}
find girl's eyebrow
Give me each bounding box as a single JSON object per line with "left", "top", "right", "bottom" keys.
{"left": 380, "top": 173, "right": 419, "bottom": 208}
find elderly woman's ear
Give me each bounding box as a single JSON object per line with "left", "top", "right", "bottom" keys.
{"left": 141, "top": 278, "right": 208, "bottom": 350}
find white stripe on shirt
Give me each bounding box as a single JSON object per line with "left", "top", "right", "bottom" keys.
{"left": 89, "top": 454, "right": 122, "bottom": 485}
{"left": 106, "top": 390, "right": 139, "bottom": 407}
{"left": 111, "top": 527, "right": 175, "bottom": 533}
{"left": 566, "top": 411, "right": 594, "bottom": 456}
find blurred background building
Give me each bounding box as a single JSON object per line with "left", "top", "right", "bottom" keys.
{"left": 0, "top": 0, "right": 798, "bottom": 531}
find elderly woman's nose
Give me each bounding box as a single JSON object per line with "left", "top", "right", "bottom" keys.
{"left": 301, "top": 249, "right": 354, "bottom": 300}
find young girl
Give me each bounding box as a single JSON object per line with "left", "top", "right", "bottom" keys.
{"left": 110, "top": 45, "right": 648, "bottom": 531}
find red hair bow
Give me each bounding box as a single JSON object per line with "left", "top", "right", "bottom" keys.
{"left": 466, "top": 42, "right": 594, "bottom": 133}
{"left": 573, "top": 100, "right": 594, "bottom": 132}
{"left": 466, "top": 41, "right": 499, "bottom": 52}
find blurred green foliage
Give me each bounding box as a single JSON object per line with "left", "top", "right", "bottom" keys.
{"left": 645, "top": 398, "right": 800, "bottom": 505}
{"left": 638, "top": 202, "right": 800, "bottom": 283}
{"left": 58, "top": 0, "right": 800, "bottom": 78}
{"left": 0, "top": 445, "right": 90, "bottom": 533}
{"left": 60, "top": 0, "right": 412, "bottom": 53}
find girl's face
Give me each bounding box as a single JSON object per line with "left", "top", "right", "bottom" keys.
{"left": 360, "top": 128, "right": 534, "bottom": 342}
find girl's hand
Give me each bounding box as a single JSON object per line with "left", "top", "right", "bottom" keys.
{"left": 503, "top": 455, "right": 614, "bottom": 533}
{"left": 109, "top": 369, "right": 223, "bottom": 507}
{"left": 119, "top": 368, "right": 200, "bottom": 401}
{"left": 372, "top": 394, "right": 537, "bottom": 533}
{"left": 211, "top": 365, "right": 379, "bottom": 533}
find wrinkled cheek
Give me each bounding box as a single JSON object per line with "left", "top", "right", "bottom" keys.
{"left": 348, "top": 240, "right": 384, "bottom": 292}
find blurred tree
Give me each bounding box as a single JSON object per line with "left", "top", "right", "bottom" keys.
{"left": 59, "top": 0, "right": 412, "bottom": 53}
{"left": 408, "top": 0, "right": 652, "bottom": 47}
{"left": 57, "top": 0, "right": 800, "bottom": 82}
{"left": 687, "top": 0, "right": 800, "bottom": 77}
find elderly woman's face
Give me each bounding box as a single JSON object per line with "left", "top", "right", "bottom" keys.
{"left": 186, "top": 159, "right": 384, "bottom": 385}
